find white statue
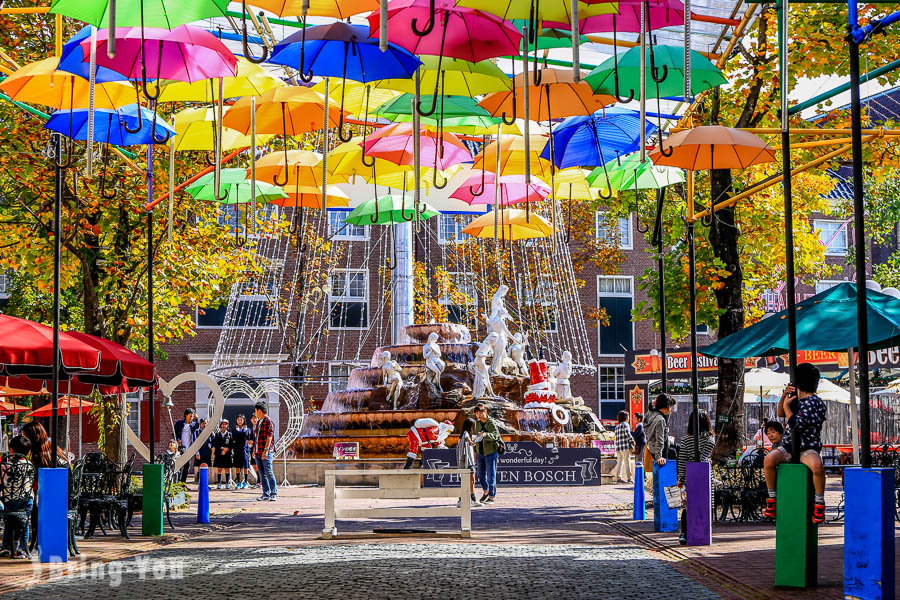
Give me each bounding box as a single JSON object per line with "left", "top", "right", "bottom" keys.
{"left": 551, "top": 351, "right": 573, "bottom": 401}
{"left": 379, "top": 350, "right": 403, "bottom": 409}
{"left": 487, "top": 285, "right": 515, "bottom": 375}
{"left": 509, "top": 332, "right": 529, "bottom": 377}
{"left": 423, "top": 332, "right": 446, "bottom": 393}
{"left": 471, "top": 332, "right": 499, "bottom": 399}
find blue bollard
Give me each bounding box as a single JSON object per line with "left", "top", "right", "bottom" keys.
{"left": 633, "top": 463, "right": 646, "bottom": 520}
{"left": 37, "top": 468, "right": 68, "bottom": 563}
{"left": 844, "top": 467, "right": 896, "bottom": 600}
{"left": 685, "top": 462, "right": 712, "bottom": 546}
{"left": 652, "top": 460, "right": 678, "bottom": 533}
{"left": 197, "top": 466, "right": 210, "bottom": 524}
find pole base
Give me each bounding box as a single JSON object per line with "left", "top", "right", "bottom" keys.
{"left": 142, "top": 463, "right": 165, "bottom": 537}
{"left": 844, "top": 467, "right": 896, "bottom": 600}
{"left": 37, "top": 468, "right": 68, "bottom": 563}
{"left": 774, "top": 463, "right": 817, "bottom": 588}
{"left": 652, "top": 460, "right": 678, "bottom": 533}
{"left": 685, "top": 461, "right": 712, "bottom": 546}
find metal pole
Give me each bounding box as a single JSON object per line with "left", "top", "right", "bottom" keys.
{"left": 658, "top": 233, "right": 667, "bottom": 393}
{"left": 522, "top": 24, "right": 531, "bottom": 220}
{"left": 847, "top": 348, "right": 860, "bottom": 464}
{"left": 51, "top": 133, "right": 61, "bottom": 457}
{"left": 779, "top": 0, "right": 801, "bottom": 463}
{"left": 848, "top": 26, "right": 872, "bottom": 468}
{"left": 687, "top": 222, "right": 700, "bottom": 461}
{"left": 639, "top": 1, "right": 647, "bottom": 163}
{"left": 147, "top": 142, "right": 156, "bottom": 461}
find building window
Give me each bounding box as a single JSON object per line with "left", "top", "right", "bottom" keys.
{"left": 696, "top": 324, "right": 709, "bottom": 335}
{"left": 596, "top": 212, "right": 633, "bottom": 250}
{"left": 329, "top": 270, "right": 368, "bottom": 329}
{"left": 328, "top": 363, "right": 362, "bottom": 393}
{"left": 598, "top": 366, "right": 625, "bottom": 420}
{"left": 328, "top": 210, "right": 368, "bottom": 240}
{"left": 216, "top": 204, "right": 279, "bottom": 239}
{"left": 597, "top": 276, "right": 634, "bottom": 355}
{"left": 815, "top": 280, "right": 843, "bottom": 295}
{"left": 521, "top": 276, "right": 557, "bottom": 332}
{"left": 197, "top": 281, "right": 277, "bottom": 329}
{"left": 125, "top": 392, "right": 140, "bottom": 437}
{"left": 814, "top": 219, "right": 848, "bottom": 255}
{"left": 438, "top": 214, "right": 470, "bottom": 244}
{"left": 439, "top": 272, "right": 478, "bottom": 325}
{"left": 0, "top": 272, "right": 9, "bottom": 298}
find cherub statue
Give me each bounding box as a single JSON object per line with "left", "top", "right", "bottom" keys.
{"left": 487, "top": 285, "right": 515, "bottom": 375}
{"left": 423, "top": 332, "right": 445, "bottom": 393}
{"left": 471, "top": 332, "right": 499, "bottom": 399}
{"left": 508, "top": 332, "right": 529, "bottom": 377}
{"left": 379, "top": 350, "right": 403, "bottom": 409}
{"left": 551, "top": 351, "right": 573, "bottom": 401}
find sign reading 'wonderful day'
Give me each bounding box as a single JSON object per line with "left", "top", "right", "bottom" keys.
{"left": 422, "top": 441, "right": 602, "bottom": 487}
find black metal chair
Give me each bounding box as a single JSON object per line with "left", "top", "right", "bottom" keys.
{"left": 0, "top": 454, "right": 36, "bottom": 559}
{"left": 67, "top": 461, "right": 83, "bottom": 556}
{"left": 155, "top": 453, "right": 178, "bottom": 530}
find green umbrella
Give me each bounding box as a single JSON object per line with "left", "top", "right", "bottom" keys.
{"left": 587, "top": 152, "right": 685, "bottom": 194}
{"left": 373, "top": 93, "right": 503, "bottom": 134}
{"left": 700, "top": 283, "right": 900, "bottom": 359}
{"left": 515, "top": 27, "right": 591, "bottom": 52}
{"left": 50, "top": 0, "right": 230, "bottom": 28}
{"left": 585, "top": 45, "right": 727, "bottom": 100}
{"left": 344, "top": 195, "right": 440, "bottom": 226}
{"left": 185, "top": 169, "right": 287, "bottom": 204}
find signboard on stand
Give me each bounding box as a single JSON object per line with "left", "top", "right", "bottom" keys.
{"left": 422, "top": 441, "right": 602, "bottom": 487}
{"left": 332, "top": 442, "right": 359, "bottom": 460}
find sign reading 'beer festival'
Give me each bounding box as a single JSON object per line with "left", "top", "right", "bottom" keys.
{"left": 422, "top": 441, "right": 603, "bottom": 487}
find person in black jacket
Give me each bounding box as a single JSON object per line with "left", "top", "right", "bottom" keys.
{"left": 211, "top": 419, "right": 234, "bottom": 490}
{"left": 194, "top": 419, "right": 214, "bottom": 485}
{"left": 174, "top": 408, "right": 199, "bottom": 483}
{"left": 231, "top": 414, "right": 251, "bottom": 490}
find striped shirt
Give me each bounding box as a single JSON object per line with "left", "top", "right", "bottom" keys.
{"left": 677, "top": 433, "right": 716, "bottom": 485}
{"left": 615, "top": 422, "right": 635, "bottom": 452}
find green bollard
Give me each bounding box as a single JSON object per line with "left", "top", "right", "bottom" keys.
{"left": 774, "top": 463, "right": 817, "bottom": 588}
{"left": 142, "top": 463, "right": 165, "bottom": 537}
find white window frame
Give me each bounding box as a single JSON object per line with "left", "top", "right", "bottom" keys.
{"left": 328, "top": 210, "right": 369, "bottom": 241}
{"left": 596, "top": 365, "right": 626, "bottom": 417}
{"left": 437, "top": 214, "right": 471, "bottom": 245}
{"left": 125, "top": 391, "right": 141, "bottom": 442}
{"left": 814, "top": 219, "right": 848, "bottom": 256}
{"left": 815, "top": 279, "right": 844, "bottom": 295}
{"left": 595, "top": 211, "right": 633, "bottom": 250}
{"left": 328, "top": 269, "right": 369, "bottom": 330}
{"left": 596, "top": 275, "right": 635, "bottom": 357}
{"left": 328, "top": 362, "right": 365, "bottom": 393}
{"left": 0, "top": 272, "right": 8, "bottom": 299}
{"left": 196, "top": 281, "right": 278, "bottom": 330}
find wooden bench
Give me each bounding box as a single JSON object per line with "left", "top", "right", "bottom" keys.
{"left": 323, "top": 469, "right": 472, "bottom": 539}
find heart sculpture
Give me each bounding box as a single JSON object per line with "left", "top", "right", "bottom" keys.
{"left": 212, "top": 377, "right": 305, "bottom": 457}
{"left": 124, "top": 371, "right": 226, "bottom": 471}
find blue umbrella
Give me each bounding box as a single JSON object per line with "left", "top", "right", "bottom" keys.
{"left": 57, "top": 26, "right": 131, "bottom": 84}
{"left": 541, "top": 107, "right": 658, "bottom": 174}
{"left": 45, "top": 104, "right": 175, "bottom": 146}
{"left": 268, "top": 22, "right": 421, "bottom": 142}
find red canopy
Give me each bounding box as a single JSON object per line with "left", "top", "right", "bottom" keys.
{"left": 1, "top": 375, "right": 117, "bottom": 398}
{"left": 0, "top": 400, "right": 32, "bottom": 415}
{"left": 0, "top": 315, "right": 101, "bottom": 377}
{"left": 65, "top": 331, "right": 156, "bottom": 391}
{"left": 26, "top": 396, "right": 94, "bottom": 417}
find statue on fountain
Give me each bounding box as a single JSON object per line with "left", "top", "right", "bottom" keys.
{"left": 379, "top": 350, "right": 403, "bottom": 409}
{"left": 552, "top": 351, "right": 574, "bottom": 402}
{"left": 509, "top": 332, "right": 529, "bottom": 377}
{"left": 487, "top": 285, "right": 515, "bottom": 375}
{"left": 423, "top": 332, "right": 445, "bottom": 397}
{"left": 471, "top": 332, "right": 499, "bottom": 398}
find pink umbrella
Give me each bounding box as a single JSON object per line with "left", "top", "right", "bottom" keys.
{"left": 85, "top": 25, "right": 238, "bottom": 88}
{"left": 363, "top": 122, "right": 472, "bottom": 188}
{"left": 452, "top": 172, "right": 550, "bottom": 206}
{"left": 548, "top": 0, "right": 684, "bottom": 34}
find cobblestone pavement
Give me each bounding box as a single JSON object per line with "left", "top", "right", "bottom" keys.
{"left": 5, "top": 543, "right": 723, "bottom": 600}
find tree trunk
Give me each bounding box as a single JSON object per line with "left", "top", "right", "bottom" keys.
{"left": 709, "top": 168, "right": 746, "bottom": 462}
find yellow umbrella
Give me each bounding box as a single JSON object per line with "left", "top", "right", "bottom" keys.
{"left": 172, "top": 107, "right": 273, "bottom": 152}
{"left": 222, "top": 86, "right": 345, "bottom": 136}
{"left": 157, "top": 57, "right": 285, "bottom": 103}
{"left": 253, "top": 149, "right": 330, "bottom": 186}
{"left": 328, "top": 137, "right": 412, "bottom": 181}
{"left": 311, "top": 81, "right": 400, "bottom": 120}
{"left": 461, "top": 208, "right": 554, "bottom": 239}
{"left": 246, "top": 0, "right": 377, "bottom": 18}
{"left": 473, "top": 135, "right": 554, "bottom": 180}
{"left": 0, "top": 57, "right": 135, "bottom": 110}
{"left": 552, "top": 168, "right": 595, "bottom": 200}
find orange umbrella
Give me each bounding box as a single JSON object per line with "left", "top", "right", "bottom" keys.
{"left": 271, "top": 185, "right": 351, "bottom": 209}
{"left": 0, "top": 400, "right": 33, "bottom": 415}
{"left": 26, "top": 396, "right": 94, "bottom": 417}
{"left": 252, "top": 149, "right": 331, "bottom": 186}
{"left": 245, "top": 0, "right": 378, "bottom": 18}
{"left": 479, "top": 68, "right": 615, "bottom": 123}
{"left": 0, "top": 56, "right": 136, "bottom": 110}
{"left": 649, "top": 125, "right": 776, "bottom": 171}
{"left": 222, "top": 86, "right": 346, "bottom": 136}
{"left": 472, "top": 135, "right": 554, "bottom": 181}
{"left": 461, "top": 208, "right": 554, "bottom": 240}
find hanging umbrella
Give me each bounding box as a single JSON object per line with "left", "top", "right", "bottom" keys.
{"left": 0, "top": 315, "right": 101, "bottom": 378}
{"left": 373, "top": 56, "right": 512, "bottom": 96}
{"left": 253, "top": 149, "right": 330, "bottom": 186}
{"left": 328, "top": 137, "right": 414, "bottom": 182}
{"left": 272, "top": 184, "right": 351, "bottom": 209}
{"left": 519, "top": 28, "right": 591, "bottom": 52}
{"left": 171, "top": 107, "right": 273, "bottom": 152}
{"left": 64, "top": 331, "right": 156, "bottom": 390}
{"left": 544, "top": 108, "right": 658, "bottom": 173}
{"left": 451, "top": 172, "right": 551, "bottom": 206}
{"left": 45, "top": 104, "right": 176, "bottom": 146}
{"left": 480, "top": 68, "right": 615, "bottom": 123}
{"left": 185, "top": 169, "right": 289, "bottom": 204}
{"left": 58, "top": 26, "right": 129, "bottom": 82}
{"left": 247, "top": 0, "right": 377, "bottom": 18}
{"left": 547, "top": 0, "right": 685, "bottom": 34}
{"left": 456, "top": 0, "right": 616, "bottom": 23}
{"left": 0, "top": 400, "right": 33, "bottom": 414}
{"left": 268, "top": 22, "right": 421, "bottom": 140}
{"left": 473, "top": 135, "right": 554, "bottom": 181}
{"left": 374, "top": 93, "right": 508, "bottom": 134}
{"left": 701, "top": 283, "right": 900, "bottom": 359}
{"left": 588, "top": 152, "right": 686, "bottom": 193}
{"left": 222, "top": 87, "right": 345, "bottom": 136}
{"left": 553, "top": 168, "right": 596, "bottom": 200}
{"left": 648, "top": 125, "right": 776, "bottom": 171}
{"left": 50, "top": 0, "right": 229, "bottom": 27}
{"left": 461, "top": 208, "right": 554, "bottom": 239}
{"left": 157, "top": 57, "right": 285, "bottom": 102}
{"left": 344, "top": 194, "right": 440, "bottom": 225}
{"left": 0, "top": 57, "right": 135, "bottom": 110}
{"left": 26, "top": 397, "right": 95, "bottom": 418}
{"left": 312, "top": 81, "right": 401, "bottom": 119}
{"left": 363, "top": 122, "right": 473, "bottom": 176}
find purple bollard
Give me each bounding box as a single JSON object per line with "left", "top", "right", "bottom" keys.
{"left": 685, "top": 462, "right": 712, "bottom": 546}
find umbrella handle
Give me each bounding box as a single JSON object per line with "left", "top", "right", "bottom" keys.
{"left": 361, "top": 87, "right": 376, "bottom": 167}
{"left": 295, "top": 207, "right": 308, "bottom": 252}
{"left": 416, "top": 28, "right": 447, "bottom": 118}
{"left": 140, "top": 41, "right": 163, "bottom": 102}
{"left": 433, "top": 168, "right": 448, "bottom": 190}
{"left": 297, "top": 17, "right": 315, "bottom": 83}
{"left": 385, "top": 225, "right": 397, "bottom": 270}
{"left": 400, "top": 178, "right": 415, "bottom": 222}
{"left": 233, "top": 204, "right": 246, "bottom": 248}
{"left": 99, "top": 146, "right": 118, "bottom": 199}
{"left": 595, "top": 148, "right": 614, "bottom": 201}
{"left": 271, "top": 108, "right": 290, "bottom": 186}
{"left": 204, "top": 151, "right": 216, "bottom": 166}
{"left": 612, "top": 18, "right": 636, "bottom": 104}
{"left": 651, "top": 186, "right": 665, "bottom": 247}
{"left": 655, "top": 95, "right": 674, "bottom": 157}
{"left": 468, "top": 135, "right": 488, "bottom": 197}
{"left": 150, "top": 102, "right": 171, "bottom": 145}
{"left": 369, "top": 195, "right": 380, "bottom": 224}
{"left": 123, "top": 88, "right": 145, "bottom": 134}
{"left": 501, "top": 56, "right": 518, "bottom": 125}
{"left": 241, "top": 1, "right": 269, "bottom": 64}
{"left": 411, "top": 0, "right": 436, "bottom": 36}
{"left": 337, "top": 58, "right": 353, "bottom": 143}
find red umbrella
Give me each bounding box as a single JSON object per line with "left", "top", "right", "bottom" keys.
{"left": 1, "top": 375, "right": 116, "bottom": 398}
{"left": 0, "top": 400, "right": 33, "bottom": 415}
{"left": 65, "top": 332, "right": 156, "bottom": 391}
{"left": 0, "top": 315, "right": 101, "bottom": 377}
{"left": 26, "top": 396, "right": 95, "bottom": 418}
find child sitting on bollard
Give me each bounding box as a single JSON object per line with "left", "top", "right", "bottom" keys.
{"left": 763, "top": 363, "right": 828, "bottom": 524}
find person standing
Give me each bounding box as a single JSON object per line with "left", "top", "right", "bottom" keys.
{"left": 455, "top": 418, "right": 482, "bottom": 507}
{"left": 644, "top": 394, "right": 675, "bottom": 474}
{"left": 631, "top": 412, "right": 645, "bottom": 464}
{"left": 193, "top": 419, "right": 213, "bottom": 484}
{"left": 231, "top": 414, "right": 251, "bottom": 490}
{"left": 211, "top": 420, "right": 234, "bottom": 490}
{"left": 473, "top": 403, "right": 502, "bottom": 505}
{"left": 614, "top": 411, "right": 635, "bottom": 484}
{"left": 676, "top": 409, "right": 716, "bottom": 545}
{"left": 1, "top": 435, "right": 33, "bottom": 558}
{"left": 254, "top": 402, "right": 278, "bottom": 502}
{"left": 174, "top": 408, "right": 198, "bottom": 483}
{"left": 248, "top": 414, "right": 261, "bottom": 488}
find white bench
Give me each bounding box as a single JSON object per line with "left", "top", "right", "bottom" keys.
{"left": 323, "top": 469, "right": 472, "bottom": 539}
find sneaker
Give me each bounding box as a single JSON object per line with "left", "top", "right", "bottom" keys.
{"left": 763, "top": 497, "right": 776, "bottom": 519}
{"left": 812, "top": 502, "right": 826, "bottom": 524}
{"left": 479, "top": 493, "right": 489, "bottom": 503}
{"left": 257, "top": 495, "right": 270, "bottom": 501}
{"left": 254, "top": 483, "right": 262, "bottom": 488}
{"left": 268, "top": 495, "right": 278, "bottom": 502}
{"left": 472, "top": 500, "right": 483, "bottom": 507}
{"left": 456, "top": 499, "right": 462, "bottom": 508}
{"left": 485, "top": 497, "right": 495, "bottom": 504}
{"left": 216, "top": 483, "right": 223, "bottom": 490}
{"left": 241, "top": 482, "right": 248, "bottom": 489}
{"left": 679, "top": 533, "right": 687, "bottom": 546}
